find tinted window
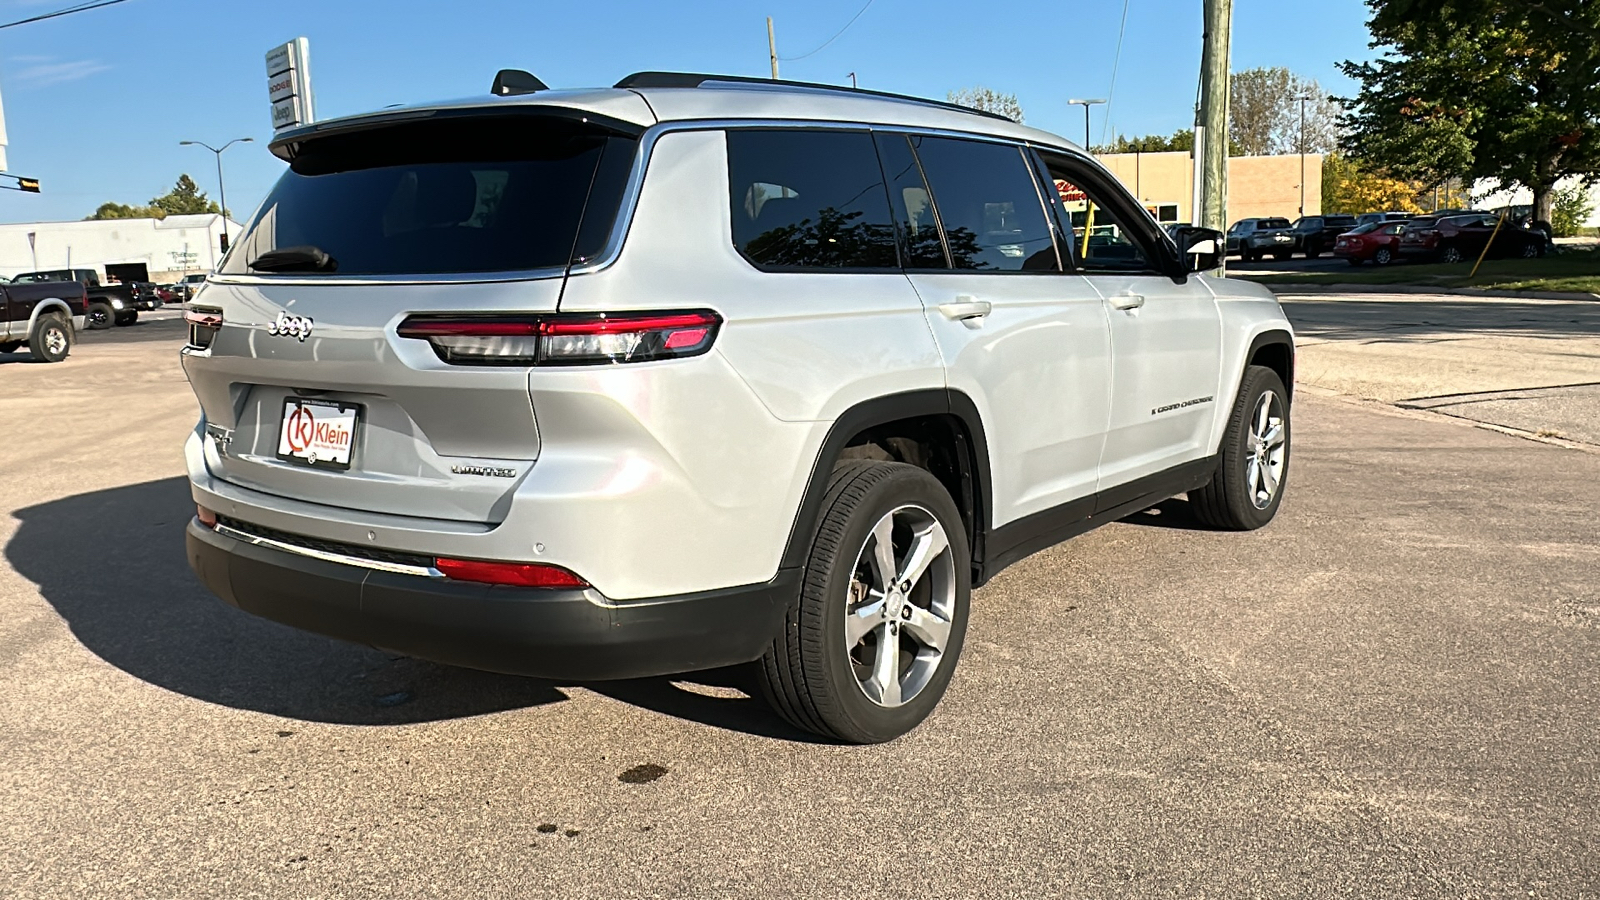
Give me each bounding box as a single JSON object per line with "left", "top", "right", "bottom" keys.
{"left": 727, "top": 129, "right": 898, "bottom": 270}
{"left": 222, "top": 116, "right": 635, "bottom": 276}
{"left": 1349, "top": 222, "right": 1379, "bottom": 235}
{"left": 909, "top": 136, "right": 1057, "bottom": 272}
{"left": 1261, "top": 218, "right": 1292, "bottom": 229}
{"left": 1326, "top": 216, "right": 1357, "bottom": 228}
{"left": 1037, "top": 152, "right": 1154, "bottom": 272}
{"left": 874, "top": 133, "right": 948, "bottom": 268}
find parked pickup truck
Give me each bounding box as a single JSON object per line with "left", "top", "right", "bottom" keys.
{"left": 0, "top": 279, "right": 87, "bottom": 362}
{"left": 11, "top": 268, "right": 159, "bottom": 329}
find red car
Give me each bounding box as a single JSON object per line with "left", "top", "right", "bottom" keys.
{"left": 1334, "top": 220, "right": 1406, "bottom": 266}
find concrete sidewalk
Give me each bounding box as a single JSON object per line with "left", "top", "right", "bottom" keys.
{"left": 1281, "top": 291, "right": 1600, "bottom": 447}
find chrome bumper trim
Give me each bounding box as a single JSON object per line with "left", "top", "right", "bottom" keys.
{"left": 212, "top": 521, "right": 443, "bottom": 579}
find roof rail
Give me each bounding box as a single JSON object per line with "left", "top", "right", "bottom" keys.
{"left": 613, "top": 71, "right": 1014, "bottom": 122}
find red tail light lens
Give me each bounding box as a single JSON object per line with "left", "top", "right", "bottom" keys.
{"left": 397, "top": 310, "right": 721, "bottom": 367}
{"left": 185, "top": 307, "right": 223, "bottom": 350}
{"left": 434, "top": 557, "right": 588, "bottom": 588}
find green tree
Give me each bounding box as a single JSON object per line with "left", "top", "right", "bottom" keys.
{"left": 86, "top": 201, "right": 167, "bottom": 221}
{"left": 946, "top": 87, "right": 1024, "bottom": 124}
{"left": 150, "top": 174, "right": 222, "bottom": 216}
{"left": 1340, "top": 0, "right": 1600, "bottom": 222}
{"left": 1094, "top": 129, "right": 1195, "bottom": 154}
{"left": 1551, "top": 182, "right": 1596, "bottom": 238}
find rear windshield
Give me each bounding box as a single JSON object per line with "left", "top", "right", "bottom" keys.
{"left": 223, "top": 115, "right": 636, "bottom": 277}
{"left": 1325, "top": 216, "right": 1356, "bottom": 226}
{"left": 1348, "top": 222, "right": 1379, "bottom": 234}
{"left": 1260, "top": 218, "right": 1291, "bottom": 229}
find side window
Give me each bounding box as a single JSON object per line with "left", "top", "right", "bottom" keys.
{"left": 906, "top": 135, "right": 1059, "bottom": 272}
{"left": 726, "top": 129, "right": 898, "bottom": 270}
{"left": 874, "top": 133, "right": 948, "bottom": 268}
{"left": 1037, "top": 152, "right": 1156, "bottom": 272}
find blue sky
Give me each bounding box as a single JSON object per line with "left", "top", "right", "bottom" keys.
{"left": 0, "top": 0, "right": 1376, "bottom": 225}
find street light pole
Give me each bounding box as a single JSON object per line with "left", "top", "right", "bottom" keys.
{"left": 1295, "top": 94, "right": 1310, "bottom": 217}
{"left": 180, "top": 137, "right": 254, "bottom": 253}
{"left": 1066, "top": 98, "right": 1107, "bottom": 150}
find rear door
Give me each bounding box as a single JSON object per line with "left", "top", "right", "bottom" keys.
{"left": 1034, "top": 149, "right": 1222, "bottom": 498}
{"left": 184, "top": 112, "right": 640, "bottom": 523}
{"left": 888, "top": 133, "right": 1112, "bottom": 527}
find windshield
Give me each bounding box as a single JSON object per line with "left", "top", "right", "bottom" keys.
{"left": 1260, "top": 218, "right": 1291, "bottom": 229}
{"left": 1348, "top": 222, "right": 1379, "bottom": 235}
{"left": 223, "top": 115, "right": 637, "bottom": 277}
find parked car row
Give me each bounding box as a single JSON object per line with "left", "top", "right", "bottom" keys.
{"left": 3, "top": 269, "right": 212, "bottom": 328}
{"left": 1229, "top": 210, "right": 1552, "bottom": 266}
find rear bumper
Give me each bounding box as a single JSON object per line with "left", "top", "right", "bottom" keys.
{"left": 187, "top": 519, "right": 795, "bottom": 680}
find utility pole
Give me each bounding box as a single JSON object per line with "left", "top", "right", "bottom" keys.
{"left": 1196, "top": 0, "right": 1232, "bottom": 266}
{"left": 767, "top": 17, "right": 779, "bottom": 80}
{"left": 181, "top": 138, "right": 254, "bottom": 251}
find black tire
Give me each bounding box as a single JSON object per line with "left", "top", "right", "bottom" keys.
{"left": 1272, "top": 251, "right": 1292, "bottom": 261}
{"left": 29, "top": 313, "right": 72, "bottom": 363}
{"left": 1190, "top": 365, "right": 1290, "bottom": 531}
{"left": 1242, "top": 250, "right": 1259, "bottom": 262}
{"left": 757, "top": 461, "right": 971, "bottom": 744}
{"left": 87, "top": 302, "right": 114, "bottom": 330}
{"left": 115, "top": 310, "right": 139, "bottom": 326}
{"left": 1305, "top": 243, "right": 1322, "bottom": 259}
{"left": 1440, "top": 244, "right": 1464, "bottom": 264}
{"left": 1374, "top": 246, "right": 1394, "bottom": 266}
{"left": 1347, "top": 257, "right": 1363, "bottom": 266}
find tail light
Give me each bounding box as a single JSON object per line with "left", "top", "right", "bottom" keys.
{"left": 185, "top": 306, "right": 222, "bottom": 350}
{"left": 434, "top": 557, "right": 588, "bottom": 588}
{"left": 397, "top": 310, "right": 722, "bottom": 367}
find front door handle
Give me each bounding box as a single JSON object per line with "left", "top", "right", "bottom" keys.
{"left": 1109, "top": 292, "right": 1146, "bottom": 310}
{"left": 938, "top": 298, "right": 992, "bottom": 322}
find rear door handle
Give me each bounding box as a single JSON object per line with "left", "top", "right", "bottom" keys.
{"left": 938, "top": 298, "right": 992, "bottom": 322}
{"left": 1109, "top": 292, "right": 1146, "bottom": 310}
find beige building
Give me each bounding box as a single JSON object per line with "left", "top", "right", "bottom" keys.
{"left": 1092, "top": 151, "right": 1324, "bottom": 226}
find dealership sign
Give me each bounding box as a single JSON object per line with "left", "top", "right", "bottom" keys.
{"left": 266, "top": 38, "right": 315, "bottom": 131}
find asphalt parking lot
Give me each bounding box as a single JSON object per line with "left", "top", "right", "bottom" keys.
{"left": 3, "top": 305, "right": 1597, "bottom": 898}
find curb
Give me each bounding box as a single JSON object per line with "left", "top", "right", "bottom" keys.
{"left": 1254, "top": 282, "right": 1600, "bottom": 302}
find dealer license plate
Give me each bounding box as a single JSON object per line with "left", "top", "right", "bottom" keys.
{"left": 276, "top": 398, "right": 360, "bottom": 469}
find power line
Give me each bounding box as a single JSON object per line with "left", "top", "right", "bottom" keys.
{"left": 778, "top": 0, "right": 876, "bottom": 62}
{"left": 1100, "top": 0, "right": 1133, "bottom": 145}
{"left": 0, "top": 0, "right": 132, "bottom": 31}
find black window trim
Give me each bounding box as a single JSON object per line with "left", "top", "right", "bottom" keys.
{"left": 1029, "top": 145, "right": 1181, "bottom": 280}
{"left": 875, "top": 131, "right": 953, "bottom": 270}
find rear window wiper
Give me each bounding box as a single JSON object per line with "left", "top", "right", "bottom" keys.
{"left": 249, "top": 246, "right": 339, "bottom": 273}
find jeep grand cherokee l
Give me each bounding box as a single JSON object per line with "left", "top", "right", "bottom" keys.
{"left": 184, "top": 71, "right": 1295, "bottom": 743}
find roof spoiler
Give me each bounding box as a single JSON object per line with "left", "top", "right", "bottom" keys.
{"left": 492, "top": 69, "right": 548, "bottom": 96}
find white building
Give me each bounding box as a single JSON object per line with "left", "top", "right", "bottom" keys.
{"left": 0, "top": 214, "right": 243, "bottom": 283}
{"left": 1473, "top": 176, "right": 1600, "bottom": 228}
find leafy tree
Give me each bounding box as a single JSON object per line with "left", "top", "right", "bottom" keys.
{"left": 151, "top": 174, "right": 223, "bottom": 216}
{"left": 1321, "top": 154, "right": 1423, "bottom": 214}
{"left": 85, "top": 174, "right": 223, "bottom": 221}
{"left": 946, "top": 87, "right": 1024, "bottom": 124}
{"left": 1094, "top": 130, "right": 1195, "bottom": 154}
{"left": 1340, "top": 0, "right": 1600, "bottom": 222}
{"left": 1551, "top": 182, "right": 1596, "bottom": 238}
{"left": 86, "top": 201, "right": 166, "bottom": 221}
{"left": 1230, "top": 67, "right": 1342, "bottom": 156}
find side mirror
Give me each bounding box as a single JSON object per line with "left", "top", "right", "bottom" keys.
{"left": 1173, "top": 225, "right": 1223, "bottom": 272}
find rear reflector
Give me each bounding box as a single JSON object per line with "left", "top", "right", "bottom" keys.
{"left": 434, "top": 557, "right": 589, "bottom": 589}
{"left": 397, "top": 310, "right": 721, "bottom": 366}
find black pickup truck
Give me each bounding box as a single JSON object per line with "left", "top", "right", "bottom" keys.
{"left": 0, "top": 278, "right": 88, "bottom": 362}
{"left": 1288, "top": 214, "right": 1359, "bottom": 258}
{"left": 11, "top": 268, "right": 160, "bottom": 329}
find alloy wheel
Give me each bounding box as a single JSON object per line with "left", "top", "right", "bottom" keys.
{"left": 1375, "top": 247, "right": 1392, "bottom": 265}
{"left": 844, "top": 504, "right": 957, "bottom": 708}
{"left": 1245, "top": 390, "right": 1287, "bottom": 510}
{"left": 44, "top": 327, "right": 68, "bottom": 357}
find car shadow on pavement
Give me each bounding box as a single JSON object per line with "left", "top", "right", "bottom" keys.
{"left": 7, "top": 476, "right": 816, "bottom": 740}
{"left": 1119, "top": 497, "right": 1205, "bottom": 529}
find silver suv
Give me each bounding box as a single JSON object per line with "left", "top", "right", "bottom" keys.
{"left": 183, "top": 71, "right": 1294, "bottom": 743}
